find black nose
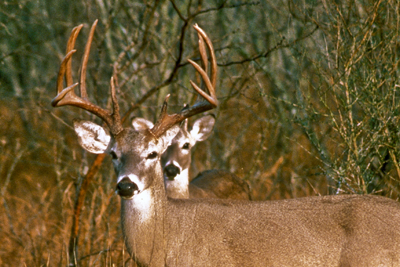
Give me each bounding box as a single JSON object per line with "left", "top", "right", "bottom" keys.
{"left": 116, "top": 177, "right": 139, "bottom": 198}
{"left": 164, "top": 164, "right": 180, "bottom": 180}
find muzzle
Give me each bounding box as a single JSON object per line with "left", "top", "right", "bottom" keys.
{"left": 116, "top": 177, "right": 139, "bottom": 198}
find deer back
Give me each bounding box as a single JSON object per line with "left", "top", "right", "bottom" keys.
{"left": 190, "top": 169, "right": 251, "bottom": 200}
{"left": 153, "top": 194, "right": 400, "bottom": 266}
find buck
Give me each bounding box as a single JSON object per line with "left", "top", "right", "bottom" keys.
{"left": 53, "top": 20, "right": 400, "bottom": 266}
{"left": 132, "top": 115, "right": 251, "bottom": 199}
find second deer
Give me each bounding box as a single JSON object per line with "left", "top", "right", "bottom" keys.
{"left": 53, "top": 21, "right": 400, "bottom": 266}
{"left": 132, "top": 115, "right": 251, "bottom": 199}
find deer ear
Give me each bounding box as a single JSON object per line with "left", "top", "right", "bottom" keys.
{"left": 132, "top": 118, "right": 154, "bottom": 131}
{"left": 190, "top": 115, "right": 216, "bottom": 142}
{"left": 73, "top": 119, "right": 111, "bottom": 154}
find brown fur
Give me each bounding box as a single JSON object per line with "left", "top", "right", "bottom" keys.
{"left": 74, "top": 121, "right": 400, "bottom": 266}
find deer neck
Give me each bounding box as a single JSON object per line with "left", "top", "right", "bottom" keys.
{"left": 120, "top": 165, "right": 169, "bottom": 265}
{"left": 165, "top": 168, "right": 190, "bottom": 199}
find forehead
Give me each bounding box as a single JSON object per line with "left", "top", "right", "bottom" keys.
{"left": 171, "top": 128, "right": 189, "bottom": 143}
{"left": 115, "top": 128, "right": 159, "bottom": 152}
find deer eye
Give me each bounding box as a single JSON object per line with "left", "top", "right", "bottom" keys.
{"left": 147, "top": 151, "right": 158, "bottom": 159}
{"left": 110, "top": 151, "right": 118, "bottom": 160}
{"left": 182, "top": 143, "right": 190, "bottom": 149}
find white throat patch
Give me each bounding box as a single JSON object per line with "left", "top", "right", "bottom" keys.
{"left": 165, "top": 168, "right": 190, "bottom": 198}
{"left": 131, "top": 189, "right": 153, "bottom": 223}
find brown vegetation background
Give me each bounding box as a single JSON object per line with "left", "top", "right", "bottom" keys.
{"left": 1, "top": 0, "right": 400, "bottom": 265}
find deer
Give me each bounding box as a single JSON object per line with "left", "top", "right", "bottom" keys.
{"left": 52, "top": 20, "right": 400, "bottom": 266}
{"left": 132, "top": 114, "right": 251, "bottom": 200}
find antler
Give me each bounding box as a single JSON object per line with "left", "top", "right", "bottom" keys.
{"left": 51, "top": 20, "right": 123, "bottom": 136}
{"left": 150, "top": 24, "right": 218, "bottom": 138}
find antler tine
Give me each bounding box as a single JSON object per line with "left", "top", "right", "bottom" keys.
{"left": 51, "top": 20, "right": 123, "bottom": 136}
{"left": 150, "top": 24, "right": 218, "bottom": 138}
{"left": 79, "top": 20, "right": 98, "bottom": 100}
{"left": 65, "top": 24, "right": 83, "bottom": 87}
{"left": 195, "top": 24, "right": 217, "bottom": 91}
{"left": 187, "top": 24, "right": 217, "bottom": 107}
{"left": 55, "top": 24, "right": 82, "bottom": 97}
{"left": 149, "top": 95, "right": 183, "bottom": 139}
{"left": 198, "top": 30, "right": 208, "bottom": 74}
